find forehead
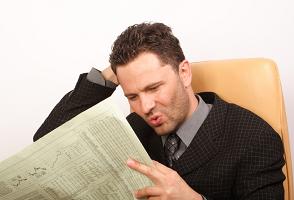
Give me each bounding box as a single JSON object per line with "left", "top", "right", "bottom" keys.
{"left": 116, "top": 53, "right": 175, "bottom": 91}
{"left": 117, "top": 52, "right": 164, "bottom": 74}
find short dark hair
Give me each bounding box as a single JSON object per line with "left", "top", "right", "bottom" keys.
{"left": 109, "top": 22, "right": 185, "bottom": 74}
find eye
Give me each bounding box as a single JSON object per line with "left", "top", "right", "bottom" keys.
{"left": 149, "top": 85, "right": 160, "bottom": 91}
{"left": 128, "top": 95, "right": 137, "bottom": 101}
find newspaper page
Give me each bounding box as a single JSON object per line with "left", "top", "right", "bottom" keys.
{"left": 0, "top": 98, "right": 153, "bottom": 200}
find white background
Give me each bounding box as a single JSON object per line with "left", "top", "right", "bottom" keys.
{"left": 0, "top": 0, "right": 293, "bottom": 171}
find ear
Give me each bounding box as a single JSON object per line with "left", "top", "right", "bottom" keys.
{"left": 178, "top": 60, "right": 192, "bottom": 87}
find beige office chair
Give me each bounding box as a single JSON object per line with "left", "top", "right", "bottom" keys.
{"left": 191, "top": 58, "right": 293, "bottom": 200}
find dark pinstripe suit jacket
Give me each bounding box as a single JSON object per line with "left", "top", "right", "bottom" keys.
{"left": 34, "top": 74, "right": 285, "bottom": 200}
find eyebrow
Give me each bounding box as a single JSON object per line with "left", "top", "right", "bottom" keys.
{"left": 124, "top": 81, "right": 164, "bottom": 97}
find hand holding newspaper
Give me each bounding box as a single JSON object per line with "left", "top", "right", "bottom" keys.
{"left": 0, "top": 98, "right": 153, "bottom": 200}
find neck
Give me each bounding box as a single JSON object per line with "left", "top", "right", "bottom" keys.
{"left": 187, "top": 89, "right": 198, "bottom": 118}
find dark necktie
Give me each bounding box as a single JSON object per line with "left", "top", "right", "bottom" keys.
{"left": 164, "top": 133, "right": 180, "bottom": 167}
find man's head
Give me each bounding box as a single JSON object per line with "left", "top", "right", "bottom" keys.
{"left": 109, "top": 22, "right": 198, "bottom": 136}
{"left": 109, "top": 22, "right": 185, "bottom": 74}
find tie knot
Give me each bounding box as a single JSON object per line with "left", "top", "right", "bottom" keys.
{"left": 164, "top": 133, "right": 180, "bottom": 167}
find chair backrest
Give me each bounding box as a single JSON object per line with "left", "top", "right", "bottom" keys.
{"left": 190, "top": 58, "right": 293, "bottom": 200}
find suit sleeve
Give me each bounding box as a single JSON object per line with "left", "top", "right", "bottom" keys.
{"left": 234, "top": 123, "right": 285, "bottom": 199}
{"left": 33, "top": 73, "right": 116, "bottom": 141}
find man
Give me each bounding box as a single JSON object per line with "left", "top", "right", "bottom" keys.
{"left": 34, "top": 23, "right": 285, "bottom": 199}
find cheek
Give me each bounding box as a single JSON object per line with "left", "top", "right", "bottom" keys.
{"left": 154, "top": 90, "right": 174, "bottom": 110}
{"left": 157, "top": 84, "right": 177, "bottom": 103}
{"left": 129, "top": 101, "right": 140, "bottom": 113}
{"left": 151, "top": 94, "right": 172, "bottom": 124}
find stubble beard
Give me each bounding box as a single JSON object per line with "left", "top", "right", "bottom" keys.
{"left": 152, "top": 82, "right": 190, "bottom": 136}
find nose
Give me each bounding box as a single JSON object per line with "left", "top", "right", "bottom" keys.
{"left": 140, "top": 95, "right": 155, "bottom": 115}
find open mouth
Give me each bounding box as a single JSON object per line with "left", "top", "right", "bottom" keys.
{"left": 149, "top": 115, "right": 163, "bottom": 127}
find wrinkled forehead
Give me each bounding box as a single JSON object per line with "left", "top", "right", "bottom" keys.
{"left": 118, "top": 64, "right": 172, "bottom": 88}
{"left": 116, "top": 53, "right": 170, "bottom": 79}
{"left": 117, "top": 56, "right": 176, "bottom": 93}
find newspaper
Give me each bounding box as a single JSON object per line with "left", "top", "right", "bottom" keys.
{"left": 0, "top": 98, "right": 153, "bottom": 200}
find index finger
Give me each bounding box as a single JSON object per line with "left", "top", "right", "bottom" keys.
{"left": 127, "top": 158, "right": 163, "bottom": 183}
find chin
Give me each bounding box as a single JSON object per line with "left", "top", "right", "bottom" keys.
{"left": 154, "top": 126, "right": 174, "bottom": 136}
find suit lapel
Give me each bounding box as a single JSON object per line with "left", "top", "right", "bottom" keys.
{"left": 127, "top": 112, "right": 166, "bottom": 164}
{"left": 144, "top": 132, "right": 166, "bottom": 164}
{"left": 173, "top": 93, "right": 228, "bottom": 176}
